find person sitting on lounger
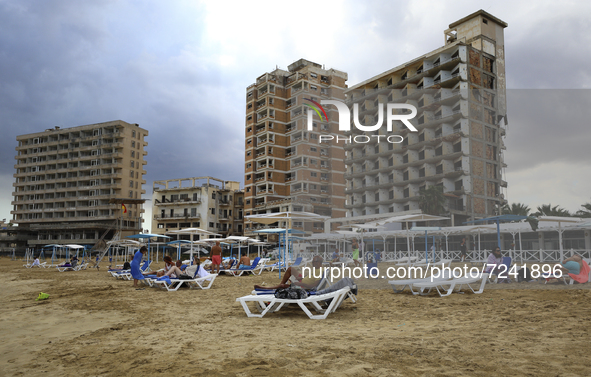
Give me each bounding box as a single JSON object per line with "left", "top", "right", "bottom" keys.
{"left": 485, "top": 247, "right": 511, "bottom": 283}
{"left": 185, "top": 257, "right": 211, "bottom": 279}
{"left": 330, "top": 249, "right": 342, "bottom": 266}
{"left": 59, "top": 256, "right": 77, "bottom": 268}
{"left": 155, "top": 256, "right": 183, "bottom": 278}
{"left": 236, "top": 253, "right": 252, "bottom": 270}
{"left": 254, "top": 256, "right": 325, "bottom": 290}
{"left": 31, "top": 257, "right": 40, "bottom": 267}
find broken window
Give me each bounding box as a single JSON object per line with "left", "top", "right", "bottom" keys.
{"left": 483, "top": 74, "right": 495, "bottom": 89}
{"left": 469, "top": 49, "right": 480, "bottom": 66}
{"left": 483, "top": 56, "right": 494, "bottom": 73}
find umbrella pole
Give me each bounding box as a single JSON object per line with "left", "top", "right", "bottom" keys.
{"left": 424, "top": 230, "right": 428, "bottom": 263}
{"left": 559, "top": 223, "right": 564, "bottom": 262}
{"left": 496, "top": 220, "right": 501, "bottom": 248}
{"left": 519, "top": 231, "right": 523, "bottom": 263}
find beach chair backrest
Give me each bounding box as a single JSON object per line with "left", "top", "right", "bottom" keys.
{"left": 291, "top": 257, "right": 302, "bottom": 266}
{"left": 250, "top": 257, "right": 261, "bottom": 269}
{"left": 502, "top": 256, "right": 511, "bottom": 269}
{"left": 141, "top": 260, "right": 150, "bottom": 271}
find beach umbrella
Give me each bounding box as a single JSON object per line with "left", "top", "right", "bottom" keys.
{"left": 464, "top": 214, "right": 530, "bottom": 249}
{"left": 43, "top": 244, "right": 63, "bottom": 266}
{"left": 126, "top": 233, "right": 171, "bottom": 262}
{"left": 165, "top": 240, "right": 193, "bottom": 260}
{"left": 247, "top": 212, "right": 329, "bottom": 278}
{"left": 167, "top": 228, "right": 221, "bottom": 260}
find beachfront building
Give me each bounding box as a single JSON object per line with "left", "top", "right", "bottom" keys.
{"left": 244, "top": 59, "right": 348, "bottom": 235}
{"left": 151, "top": 177, "right": 244, "bottom": 238}
{"left": 11, "top": 121, "right": 148, "bottom": 247}
{"left": 344, "top": 10, "right": 508, "bottom": 226}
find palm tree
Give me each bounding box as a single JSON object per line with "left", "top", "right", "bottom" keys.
{"left": 575, "top": 202, "right": 591, "bottom": 218}
{"left": 502, "top": 202, "right": 538, "bottom": 230}
{"left": 532, "top": 204, "right": 571, "bottom": 217}
{"left": 501, "top": 202, "right": 531, "bottom": 216}
{"left": 418, "top": 185, "right": 447, "bottom": 215}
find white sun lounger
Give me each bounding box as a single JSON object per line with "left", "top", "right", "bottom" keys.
{"left": 236, "top": 287, "right": 351, "bottom": 320}
{"left": 389, "top": 271, "right": 452, "bottom": 294}
{"left": 57, "top": 262, "right": 87, "bottom": 272}
{"left": 151, "top": 274, "right": 218, "bottom": 292}
{"left": 412, "top": 273, "right": 489, "bottom": 297}
{"left": 412, "top": 259, "right": 452, "bottom": 268}
{"left": 24, "top": 261, "right": 46, "bottom": 268}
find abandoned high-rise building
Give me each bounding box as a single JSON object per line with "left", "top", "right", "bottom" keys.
{"left": 11, "top": 121, "right": 148, "bottom": 247}
{"left": 151, "top": 177, "right": 244, "bottom": 238}
{"left": 344, "top": 10, "right": 508, "bottom": 225}
{"left": 243, "top": 59, "right": 348, "bottom": 235}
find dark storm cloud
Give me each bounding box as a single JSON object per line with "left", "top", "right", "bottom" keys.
{"left": 0, "top": 0, "right": 243, "bottom": 188}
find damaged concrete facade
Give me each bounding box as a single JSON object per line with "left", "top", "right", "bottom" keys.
{"left": 344, "top": 10, "right": 508, "bottom": 225}
{"left": 151, "top": 177, "right": 244, "bottom": 238}
{"left": 11, "top": 121, "right": 148, "bottom": 246}
{"left": 243, "top": 59, "right": 348, "bottom": 235}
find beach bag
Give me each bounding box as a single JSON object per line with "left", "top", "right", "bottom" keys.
{"left": 178, "top": 273, "right": 193, "bottom": 280}
{"left": 275, "top": 286, "right": 308, "bottom": 299}
{"left": 517, "top": 266, "right": 531, "bottom": 282}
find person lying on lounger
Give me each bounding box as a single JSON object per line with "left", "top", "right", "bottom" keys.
{"left": 559, "top": 255, "right": 584, "bottom": 276}
{"left": 254, "top": 256, "right": 325, "bottom": 290}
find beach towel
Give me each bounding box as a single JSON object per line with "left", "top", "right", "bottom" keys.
{"left": 156, "top": 276, "right": 172, "bottom": 285}
{"left": 36, "top": 292, "right": 49, "bottom": 301}
{"left": 569, "top": 261, "right": 590, "bottom": 284}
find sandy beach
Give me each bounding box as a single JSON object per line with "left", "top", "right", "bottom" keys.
{"left": 1, "top": 258, "right": 590, "bottom": 377}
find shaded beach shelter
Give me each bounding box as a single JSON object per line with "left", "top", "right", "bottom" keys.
{"left": 464, "top": 214, "right": 530, "bottom": 248}
{"left": 64, "top": 244, "right": 85, "bottom": 260}
{"left": 126, "top": 233, "right": 171, "bottom": 262}
{"left": 167, "top": 228, "right": 221, "bottom": 260}
{"left": 536, "top": 216, "right": 584, "bottom": 261}
{"left": 248, "top": 211, "right": 329, "bottom": 277}
{"left": 349, "top": 223, "right": 386, "bottom": 260}
{"left": 375, "top": 214, "right": 449, "bottom": 257}
{"left": 165, "top": 239, "right": 193, "bottom": 261}
{"left": 411, "top": 226, "right": 441, "bottom": 263}
{"left": 108, "top": 239, "right": 140, "bottom": 262}
{"left": 43, "top": 244, "right": 63, "bottom": 266}
{"left": 225, "top": 236, "right": 252, "bottom": 259}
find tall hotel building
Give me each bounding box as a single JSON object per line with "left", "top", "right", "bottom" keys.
{"left": 11, "top": 121, "right": 148, "bottom": 246}
{"left": 244, "top": 59, "right": 348, "bottom": 234}
{"left": 344, "top": 10, "right": 508, "bottom": 225}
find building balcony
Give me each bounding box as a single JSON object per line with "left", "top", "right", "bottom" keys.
{"left": 154, "top": 198, "right": 202, "bottom": 206}
{"left": 153, "top": 213, "right": 201, "bottom": 220}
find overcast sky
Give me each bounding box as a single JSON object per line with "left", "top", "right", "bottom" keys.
{"left": 1, "top": 0, "right": 590, "bottom": 229}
